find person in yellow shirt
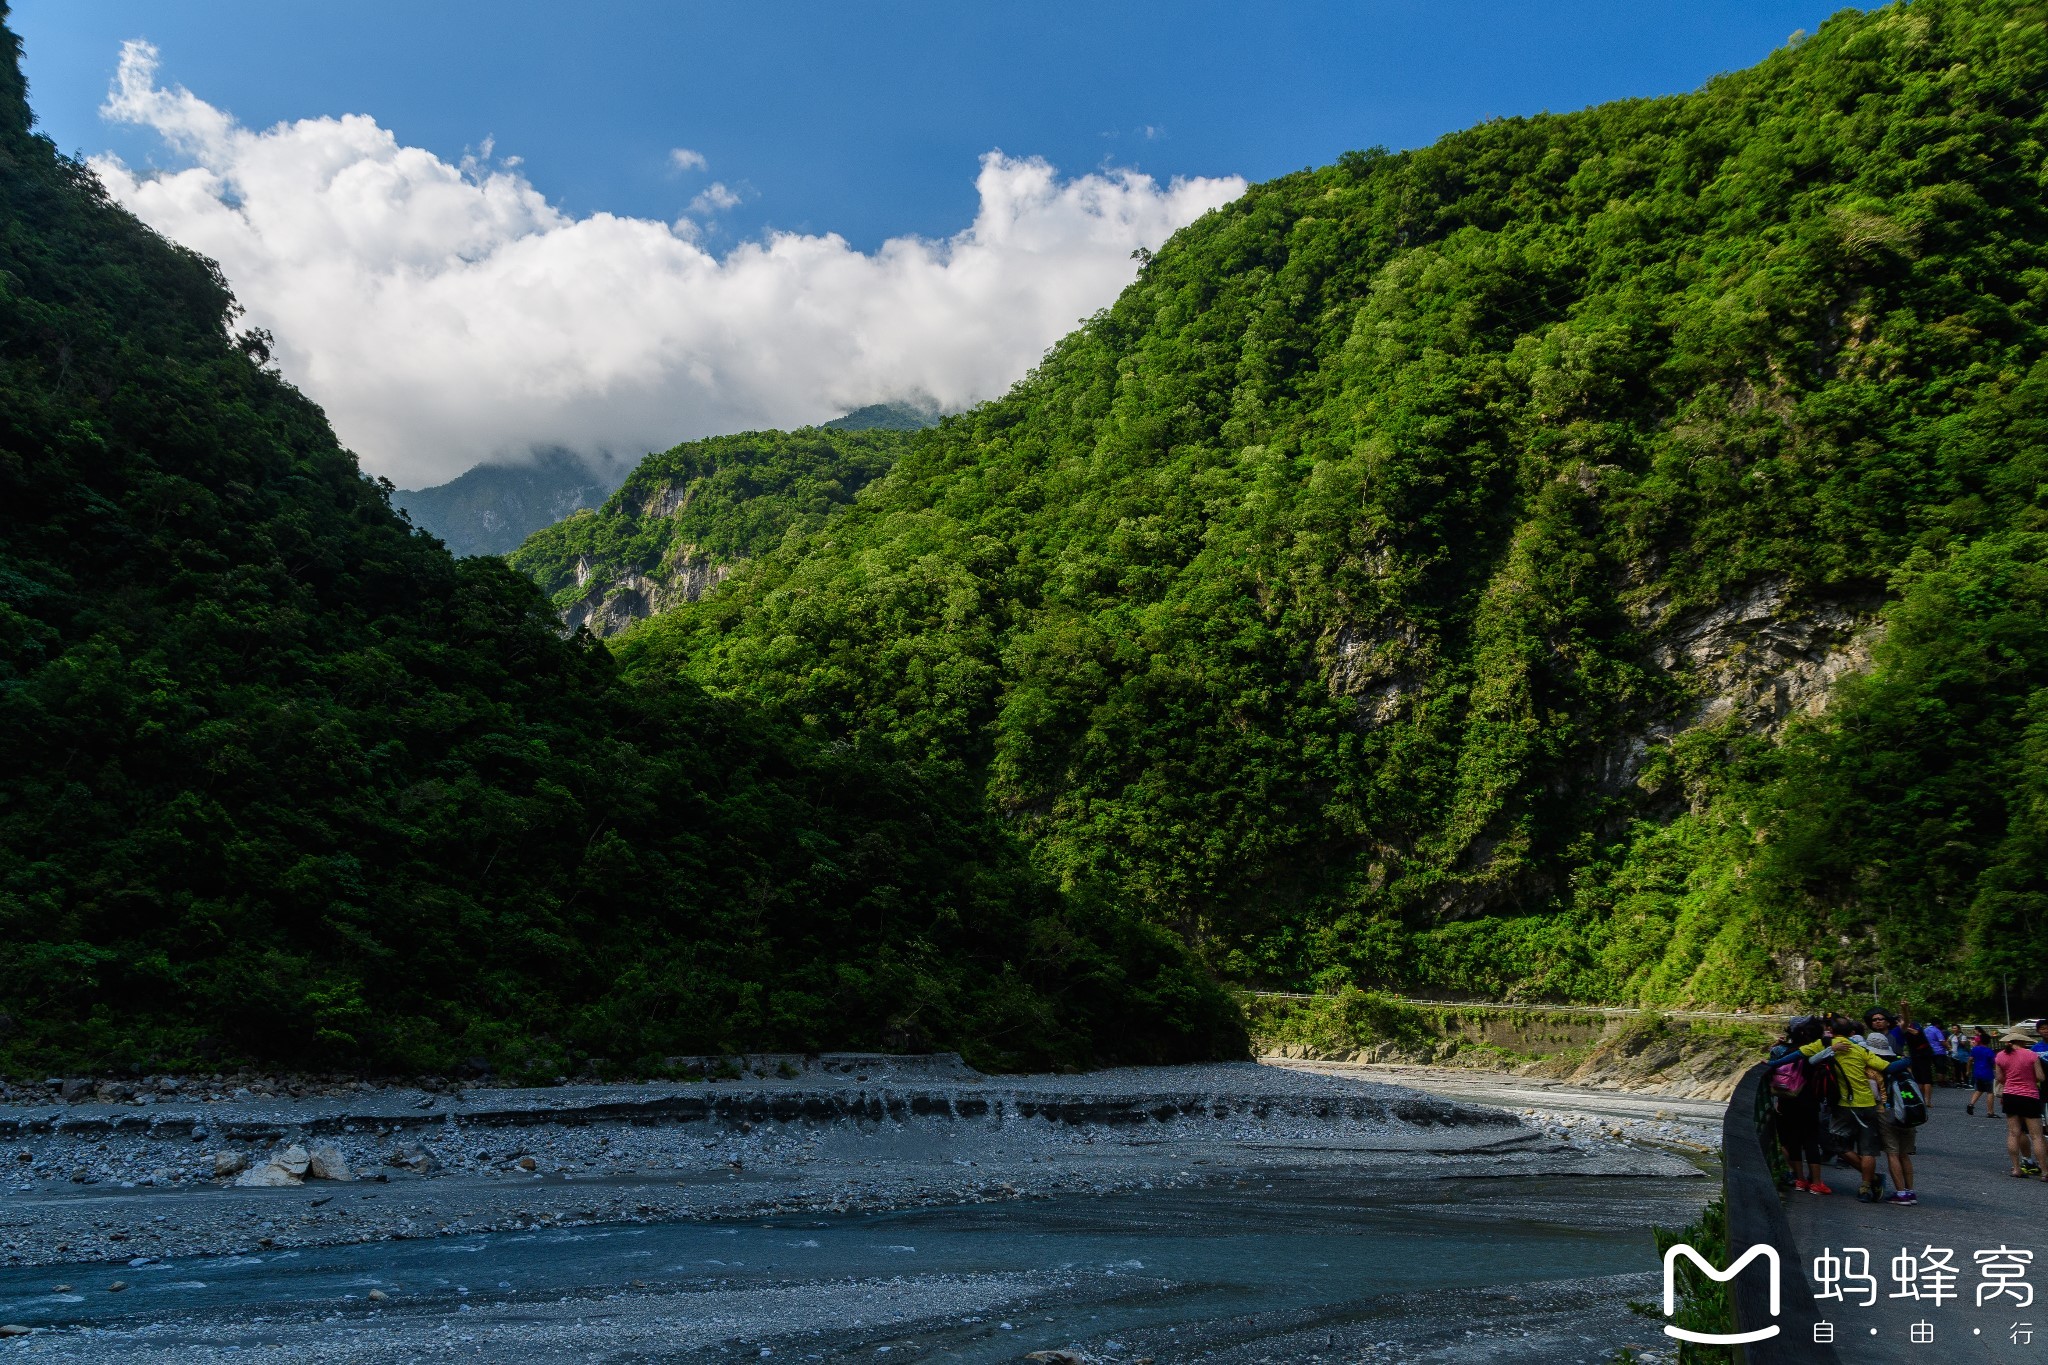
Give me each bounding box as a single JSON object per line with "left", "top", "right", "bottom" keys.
{"left": 1800, "top": 1015, "right": 1887, "bottom": 1202}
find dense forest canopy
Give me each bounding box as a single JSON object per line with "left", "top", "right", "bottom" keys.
{"left": 0, "top": 4, "right": 1242, "bottom": 1076}
{"left": 615, "top": 0, "right": 2048, "bottom": 1014}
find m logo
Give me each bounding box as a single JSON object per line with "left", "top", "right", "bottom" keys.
{"left": 1664, "top": 1242, "right": 1782, "bottom": 1345}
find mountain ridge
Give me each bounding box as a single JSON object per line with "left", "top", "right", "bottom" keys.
{"left": 618, "top": 0, "right": 2048, "bottom": 1013}
{"left": 393, "top": 449, "right": 629, "bottom": 558}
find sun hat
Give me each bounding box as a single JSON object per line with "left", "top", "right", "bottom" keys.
{"left": 1862, "top": 1033, "right": 1897, "bottom": 1057}
{"left": 2001, "top": 1029, "right": 2035, "bottom": 1045}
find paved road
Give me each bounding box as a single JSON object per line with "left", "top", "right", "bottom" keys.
{"left": 1785, "top": 1085, "right": 2048, "bottom": 1362}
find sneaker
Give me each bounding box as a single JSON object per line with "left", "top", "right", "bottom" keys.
{"left": 1885, "top": 1192, "right": 1916, "bottom": 1205}
{"left": 1793, "top": 1178, "right": 1811, "bottom": 1193}
{"left": 1807, "top": 1179, "right": 1833, "bottom": 1196}
{"left": 1968, "top": 1103, "right": 1976, "bottom": 1115}
{"left": 1857, "top": 1184, "right": 1878, "bottom": 1203}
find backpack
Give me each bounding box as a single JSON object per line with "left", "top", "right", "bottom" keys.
{"left": 1811, "top": 1048, "right": 1843, "bottom": 1108}
{"left": 1893, "top": 1074, "right": 1929, "bottom": 1127}
{"left": 1769, "top": 1056, "right": 1808, "bottom": 1098}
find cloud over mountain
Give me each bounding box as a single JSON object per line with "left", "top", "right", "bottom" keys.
{"left": 87, "top": 42, "right": 1244, "bottom": 487}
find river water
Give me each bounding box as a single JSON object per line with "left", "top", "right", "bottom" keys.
{"left": 0, "top": 1166, "right": 1708, "bottom": 1362}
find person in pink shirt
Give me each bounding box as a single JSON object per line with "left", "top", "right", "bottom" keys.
{"left": 1994, "top": 1030, "right": 2048, "bottom": 1180}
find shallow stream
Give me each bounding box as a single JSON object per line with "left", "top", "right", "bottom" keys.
{"left": 0, "top": 1167, "right": 1708, "bottom": 1361}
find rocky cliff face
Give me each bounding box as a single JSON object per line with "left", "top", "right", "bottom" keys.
{"left": 561, "top": 543, "right": 731, "bottom": 638}
{"left": 1609, "top": 578, "right": 1886, "bottom": 799}
{"left": 1649, "top": 577, "right": 1884, "bottom": 736}
{"left": 1328, "top": 576, "right": 1883, "bottom": 817}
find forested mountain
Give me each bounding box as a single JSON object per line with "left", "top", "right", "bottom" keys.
{"left": 624, "top": 0, "right": 2048, "bottom": 1014}
{"left": 824, "top": 399, "right": 944, "bottom": 432}
{"left": 0, "top": 8, "right": 1241, "bottom": 1076}
{"left": 508, "top": 428, "right": 909, "bottom": 637}
{"left": 393, "top": 449, "right": 628, "bottom": 558}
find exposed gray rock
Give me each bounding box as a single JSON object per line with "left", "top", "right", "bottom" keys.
{"left": 232, "top": 1144, "right": 310, "bottom": 1187}
{"left": 1649, "top": 576, "right": 1881, "bottom": 735}
{"left": 306, "top": 1144, "right": 351, "bottom": 1181}
{"left": 1324, "top": 621, "right": 1425, "bottom": 727}
{"left": 231, "top": 1163, "right": 300, "bottom": 1188}
{"left": 561, "top": 549, "right": 732, "bottom": 638}
{"left": 1585, "top": 577, "right": 1884, "bottom": 798}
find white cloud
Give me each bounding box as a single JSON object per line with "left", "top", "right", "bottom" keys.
{"left": 88, "top": 41, "right": 1245, "bottom": 487}
{"left": 668, "top": 146, "right": 707, "bottom": 173}
{"left": 688, "top": 180, "right": 742, "bottom": 214}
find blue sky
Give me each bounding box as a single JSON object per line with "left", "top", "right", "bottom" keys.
{"left": 19, "top": 1, "right": 1864, "bottom": 253}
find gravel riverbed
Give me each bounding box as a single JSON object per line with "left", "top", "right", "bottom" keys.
{"left": 0, "top": 1060, "right": 1713, "bottom": 1361}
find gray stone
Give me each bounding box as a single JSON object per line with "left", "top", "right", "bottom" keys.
{"left": 306, "top": 1144, "right": 352, "bottom": 1181}
{"left": 233, "top": 1157, "right": 304, "bottom": 1188}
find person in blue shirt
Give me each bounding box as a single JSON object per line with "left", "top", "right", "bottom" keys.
{"left": 1970, "top": 1029, "right": 1999, "bottom": 1116}
{"left": 1922, "top": 1020, "right": 1949, "bottom": 1086}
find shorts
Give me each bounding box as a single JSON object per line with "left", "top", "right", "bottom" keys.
{"left": 1829, "top": 1105, "right": 1883, "bottom": 1157}
{"left": 2005, "top": 1094, "right": 2045, "bottom": 1121}
{"left": 1878, "top": 1111, "right": 1917, "bottom": 1156}
{"left": 1977, "top": 1073, "right": 1997, "bottom": 1090}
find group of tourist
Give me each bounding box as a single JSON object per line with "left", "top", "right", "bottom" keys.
{"left": 1765, "top": 1005, "right": 2048, "bottom": 1206}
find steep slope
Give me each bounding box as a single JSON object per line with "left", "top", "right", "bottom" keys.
{"left": 508, "top": 427, "right": 909, "bottom": 636}
{"left": 0, "top": 10, "right": 1241, "bottom": 1075}
{"left": 393, "top": 448, "right": 628, "bottom": 558}
{"left": 624, "top": 0, "right": 2048, "bottom": 1012}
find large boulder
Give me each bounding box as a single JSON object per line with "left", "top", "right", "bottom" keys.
{"left": 232, "top": 1161, "right": 301, "bottom": 1188}
{"left": 305, "top": 1144, "right": 351, "bottom": 1181}
{"left": 232, "top": 1144, "right": 312, "bottom": 1187}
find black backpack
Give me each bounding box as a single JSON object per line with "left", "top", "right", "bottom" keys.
{"left": 1812, "top": 1047, "right": 1843, "bottom": 1108}
{"left": 1891, "top": 1073, "right": 1929, "bottom": 1126}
